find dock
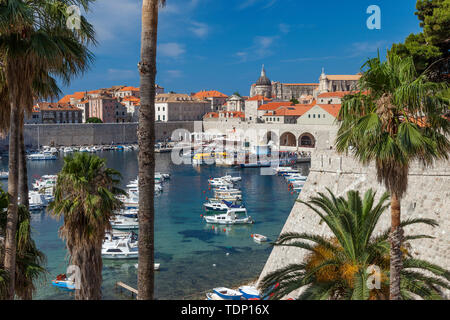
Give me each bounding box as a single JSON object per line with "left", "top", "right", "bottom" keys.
{"left": 115, "top": 281, "right": 138, "bottom": 299}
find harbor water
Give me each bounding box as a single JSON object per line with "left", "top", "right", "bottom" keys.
{"left": 0, "top": 150, "right": 309, "bottom": 299}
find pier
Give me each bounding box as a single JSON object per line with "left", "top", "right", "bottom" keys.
{"left": 115, "top": 281, "right": 138, "bottom": 299}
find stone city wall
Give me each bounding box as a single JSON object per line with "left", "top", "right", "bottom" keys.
{"left": 258, "top": 150, "right": 450, "bottom": 298}
{"left": 0, "top": 121, "right": 200, "bottom": 150}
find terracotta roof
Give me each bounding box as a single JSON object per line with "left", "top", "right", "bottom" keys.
{"left": 247, "top": 95, "right": 272, "bottom": 101}
{"left": 155, "top": 93, "right": 208, "bottom": 103}
{"left": 326, "top": 75, "right": 361, "bottom": 81}
{"left": 120, "top": 86, "right": 140, "bottom": 92}
{"left": 220, "top": 111, "right": 245, "bottom": 118}
{"left": 203, "top": 112, "right": 219, "bottom": 119}
{"left": 258, "top": 102, "right": 293, "bottom": 111}
{"left": 318, "top": 91, "right": 352, "bottom": 98}
{"left": 123, "top": 96, "right": 140, "bottom": 102}
{"left": 317, "top": 104, "right": 342, "bottom": 118}
{"left": 37, "top": 102, "right": 82, "bottom": 112}
{"left": 193, "top": 90, "right": 228, "bottom": 99}
{"left": 264, "top": 104, "right": 314, "bottom": 117}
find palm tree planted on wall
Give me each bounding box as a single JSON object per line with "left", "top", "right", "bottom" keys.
{"left": 48, "top": 153, "right": 124, "bottom": 300}
{"left": 335, "top": 52, "right": 450, "bottom": 299}
{"left": 0, "top": 0, "right": 96, "bottom": 298}
{"left": 137, "top": 0, "right": 165, "bottom": 300}
{"left": 258, "top": 189, "right": 450, "bottom": 300}
{"left": 0, "top": 187, "right": 46, "bottom": 300}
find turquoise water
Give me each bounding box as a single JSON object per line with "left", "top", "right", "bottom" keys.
{"left": 0, "top": 151, "right": 309, "bottom": 300}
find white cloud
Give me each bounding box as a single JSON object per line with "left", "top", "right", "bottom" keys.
{"left": 159, "top": 43, "right": 186, "bottom": 58}
{"left": 234, "top": 35, "right": 278, "bottom": 63}
{"left": 189, "top": 21, "right": 210, "bottom": 38}
{"left": 238, "top": 0, "right": 278, "bottom": 10}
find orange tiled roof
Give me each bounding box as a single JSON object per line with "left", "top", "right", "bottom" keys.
{"left": 119, "top": 86, "right": 140, "bottom": 92}
{"left": 220, "top": 111, "right": 245, "bottom": 118}
{"left": 247, "top": 95, "right": 272, "bottom": 101}
{"left": 326, "top": 75, "right": 361, "bottom": 81}
{"left": 194, "top": 90, "right": 228, "bottom": 99}
{"left": 258, "top": 102, "right": 293, "bottom": 111}
{"left": 203, "top": 112, "right": 219, "bottom": 119}
{"left": 317, "top": 104, "right": 342, "bottom": 118}
{"left": 37, "top": 102, "right": 82, "bottom": 112}
{"left": 264, "top": 104, "right": 314, "bottom": 117}
{"left": 318, "top": 91, "right": 352, "bottom": 98}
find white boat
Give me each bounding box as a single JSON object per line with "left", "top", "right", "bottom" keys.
{"left": 208, "top": 178, "right": 233, "bottom": 188}
{"left": 204, "top": 208, "right": 253, "bottom": 225}
{"left": 239, "top": 286, "right": 261, "bottom": 299}
{"left": 213, "top": 287, "right": 243, "bottom": 300}
{"left": 29, "top": 192, "right": 49, "bottom": 211}
{"left": 27, "top": 152, "right": 57, "bottom": 161}
{"left": 206, "top": 292, "right": 224, "bottom": 300}
{"left": 203, "top": 201, "right": 230, "bottom": 212}
{"left": 0, "top": 171, "right": 8, "bottom": 180}
{"left": 285, "top": 174, "right": 307, "bottom": 182}
{"left": 221, "top": 175, "right": 241, "bottom": 182}
{"left": 102, "top": 232, "right": 138, "bottom": 259}
{"left": 252, "top": 234, "right": 268, "bottom": 243}
{"left": 110, "top": 216, "right": 139, "bottom": 230}
{"left": 32, "top": 175, "right": 57, "bottom": 191}
{"left": 79, "top": 147, "right": 89, "bottom": 152}
{"left": 63, "top": 147, "right": 74, "bottom": 153}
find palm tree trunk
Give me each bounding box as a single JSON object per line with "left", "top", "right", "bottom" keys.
{"left": 72, "top": 245, "right": 103, "bottom": 300}
{"left": 389, "top": 192, "right": 403, "bottom": 300}
{"left": 3, "top": 101, "right": 21, "bottom": 300}
{"left": 18, "top": 115, "right": 29, "bottom": 208}
{"left": 137, "top": 0, "right": 159, "bottom": 300}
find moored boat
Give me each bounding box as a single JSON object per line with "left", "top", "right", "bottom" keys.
{"left": 51, "top": 274, "right": 75, "bottom": 291}
{"left": 252, "top": 234, "right": 268, "bottom": 243}
{"left": 213, "top": 287, "right": 243, "bottom": 300}
{"left": 239, "top": 286, "right": 261, "bottom": 299}
{"left": 204, "top": 208, "right": 253, "bottom": 225}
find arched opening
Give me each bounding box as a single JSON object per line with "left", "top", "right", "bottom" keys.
{"left": 263, "top": 131, "right": 279, "bottom": 145}
{"left": 280, "top": 132, "right": 296, "bottom": 147}
{"left": 298, "top": 133, "right": 316, "bottom": 148}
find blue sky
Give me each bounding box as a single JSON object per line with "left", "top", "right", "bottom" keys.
{"left": 61, "top": 0, "right": 422, "bottom": 97}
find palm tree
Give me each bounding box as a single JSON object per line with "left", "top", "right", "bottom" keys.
{"left": 259, "top": 189, "right": 450, "bottom": 300}
{"left": 335, "top": 52, "right": 450, "bottom": 299}
{"left": 0, "top": 0, "right": 95, "bottom": 298}
{"left": 0, "top": 187, "right": 46, "bottom": 300}
{"left": 137, "top": 0, "right": 165, "bottom": 300}
{"left": 48, "top": 153, "right": 124, "bottom": 300}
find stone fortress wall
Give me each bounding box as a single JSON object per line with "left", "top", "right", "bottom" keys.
{"left": 0, "top": 121, "right": 198, "bottom": 150}
{"left": 257, "top": 148, "right": 450, "bottom": 297}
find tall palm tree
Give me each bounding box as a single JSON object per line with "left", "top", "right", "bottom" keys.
{"left": 0, "top": 0, "right": 95, "bottom": 298}
{"left": 48, "top": 153, "right": 124, "bottom": 300}
{"left": 0, "top": 187, "right": 46, "bottom": 300}
{"left": 138, "top": 0, "right": 165, "bottom": 300}
{"left": 259, "top": 189, "right": 450, "bottom": 300}
{"left": 335, "top": 52, "right": 450, "bottom": 299}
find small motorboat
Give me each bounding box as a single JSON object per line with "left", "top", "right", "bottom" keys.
{"left": 110, "top": 216, "right": 139, "bottom": 230}
{"left": 0, "top": 171, "right": 8, "bottom": 180}
{"left": 206, "top": 292, "right": 224, "bottom": 300}
{"left": 203, "top": 201, "right": 230, "bottom": 212}
{"left": 63, "top": 147, "right": 74, "bottom": 153}
{"left": 102, "top": 233, "right": 138, "bottom": 259}
{"left": 204, "top": 208, "right": 253, "bottom": 225}
{"left": 27, "top": 151, "right": 57, "bottom": 161}
{"left": 213, "top": 287, "right": 243, "bottom": 300}
{"left": 51, "top": 274, "right": 75, "bottom": 291}
{"left": 239, "top": 286, "right": 261, "bottom": 299}
{"left": 252, "top": 234, "right": 268, "bottom": 243}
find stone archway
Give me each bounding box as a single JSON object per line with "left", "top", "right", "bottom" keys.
{"left": 298, "top": 133, "right": 316, "bottom": 148}
{"left": 280, "top": 132, "right": 296, "bottom": 147}
{"left": 263, "top": 131, "right": 279, "bottom": 145}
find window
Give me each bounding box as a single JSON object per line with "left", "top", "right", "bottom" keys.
{"left": 308, "top": 114, "right": 311, "bottom": 118}
{"left": 313, "top": 114, "right": 316, "bottom": 118}
{"left": 323, "top": 114, "right": 326, "bottom": 118}
{"left": 318, "top": 114, "right": 320, "bottom": 118}
{"left": 163, "top": 115, "right": 165, "bottom": 121}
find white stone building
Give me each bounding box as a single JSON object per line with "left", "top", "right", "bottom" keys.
{"left": 155, "top": 93, "right": 209, "bottom": 122}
